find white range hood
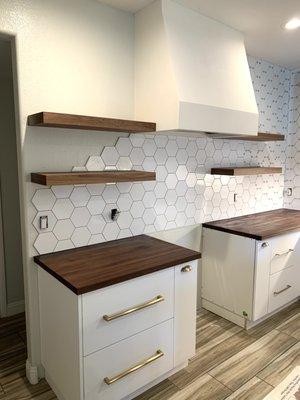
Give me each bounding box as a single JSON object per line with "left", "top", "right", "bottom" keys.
{"left": 134, "top": 0, "right": 259, "bottom": 136}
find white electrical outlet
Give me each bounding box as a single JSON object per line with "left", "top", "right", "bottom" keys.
{"left": 39, "top": 215, "right": 49, "bottom": 230}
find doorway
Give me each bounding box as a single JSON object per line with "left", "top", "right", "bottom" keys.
{"left": 0, "top": 37, "right": 24, "bottom": 318}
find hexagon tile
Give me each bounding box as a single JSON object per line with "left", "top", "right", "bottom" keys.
{"left": 32, "top": 57, "right": 292, "bottom": 255}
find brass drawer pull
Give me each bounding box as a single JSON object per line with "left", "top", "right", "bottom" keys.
{"left": 104, "top": 350, "right": 164, "bottom": 385}
{"left": 274, "top": 285, "right": 292, "bottom": 296}
{"left": 274, "top": 249, "right": 294, "bottom": 257}
{"left": 181, "top": 265, "right": 192, "bottom": 273}
{"left": 103, "top": 295, "right": 164, "bottom": 322}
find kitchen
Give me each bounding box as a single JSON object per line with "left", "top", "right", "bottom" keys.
{"left": 0, "top": 0, "right": 299, "bottom": 399}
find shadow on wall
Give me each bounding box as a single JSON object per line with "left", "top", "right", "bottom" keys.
{"left": 0, "top": 38, "right": 24, "bottom": 316}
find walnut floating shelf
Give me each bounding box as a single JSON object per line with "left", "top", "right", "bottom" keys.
{"left": 210, "top": 132, "right": 284, "bottom": 142}
{"left": 211, "top": 167, "right": 283, "bottom": 176}
{"left": 28, "top": 112, "right": 156, "bottom": 134}
{"left": 31, "top": 170, "right": 156, "bottom": 186}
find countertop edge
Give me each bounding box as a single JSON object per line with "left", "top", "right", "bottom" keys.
{"left": 202, "top": 224, "right": 262, "bottom": 240}
{"left": 34, "top": 243, "right": 201, "bottom": 295}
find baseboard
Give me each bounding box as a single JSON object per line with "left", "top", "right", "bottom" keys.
{"left": 26, "top": 359, "right": 39, "bottom": 385}
{"left": 6, "top": 300, "right": 25, "bottom": 317}
{"left": 202, "top": 297, "right": 300, "bottom": 329}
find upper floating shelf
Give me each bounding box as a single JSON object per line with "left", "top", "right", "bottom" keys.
{"left": 211, "top": 167, "right": 283, "bottom": 176}
{"left": 209, "top": 132, "right": 284, "bottom": 142}
{"left": 28, "top": 112, "right": 156, "bottom": 134}
{"left": 31, "top": 170, "right": 156, "bottom": 186}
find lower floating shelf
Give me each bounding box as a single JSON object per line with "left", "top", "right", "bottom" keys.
{"left": 211, "top": 167, "right": 283, "bottom": 176}
{"left": 31, "top": 170, "right": 156, "bottom": 186}
{"left": 209, "top": 132, "right": 285, "bottom": 142}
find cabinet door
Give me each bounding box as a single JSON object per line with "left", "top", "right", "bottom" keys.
{"left": 174, "top": 260, "right": 198, "bottom": 365}
{"left": 202, "top": 228, "right": 256, "bottom": 320}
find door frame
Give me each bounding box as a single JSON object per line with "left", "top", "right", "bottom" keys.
{"left": 0, "top": 182, "right": 7, "bottom": 318}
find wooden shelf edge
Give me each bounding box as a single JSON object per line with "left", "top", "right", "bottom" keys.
{"left": 210, "top": 167, "right": 283, "bottom": 176}
{"left": 28, "top": 112, "right": 156, "bottom": 134}
{"left": 31, "top": 170, "right": 156, "bottom": 186}
{"left": 209, "top": 132, "right": 285, "bottom": 142}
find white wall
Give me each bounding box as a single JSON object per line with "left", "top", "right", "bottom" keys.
{"left": 285, "top": 69, "right": 300, "bottom": 207}
{"left": 0, "top": 0, "right": 134, "bottom": 376}
{"left": 0, "top": 40, "right": 24, "bottom": 310}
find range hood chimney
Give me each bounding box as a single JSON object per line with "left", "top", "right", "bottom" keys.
{"left": 134, "top": 0, "right": 259, "bottom": 136}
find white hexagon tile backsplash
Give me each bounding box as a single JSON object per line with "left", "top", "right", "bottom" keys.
{"left": 31, "top": 57, "right": 292, "bottom": 255}
{"left": 31, "top": 134, "right": 286, "bottom": 254}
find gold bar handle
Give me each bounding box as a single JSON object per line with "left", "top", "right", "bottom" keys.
{"left": 104, "top": 350, "right": 164, "bottom": 385}
{"left": 274, "top": 249, "right": 294, "bottom": 257}
{"left": 274, "top": 285, "right": 291, "bottom": 296}
{"left": 103, "top": 295, "right": 164, "bottom": 322}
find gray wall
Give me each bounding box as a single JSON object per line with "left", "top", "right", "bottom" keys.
{"left": 0, "top": 40, "right": 24, "bottom": 306}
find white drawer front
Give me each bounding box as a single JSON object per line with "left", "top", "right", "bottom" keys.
{"left": 84, "top": 319, "right": 174, "bottom": 400}
{"left": 268, "top": 232, "right": 300, "bottom": 275}
{"left": 268, "top": 265, "right": 300, "bottom": 313}
{"left": 82, "top": 268, "right": 174, "bottom": 355}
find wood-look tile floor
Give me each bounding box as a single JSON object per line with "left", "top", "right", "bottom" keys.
{"left": 0, "top": 301, "right": 299, "bottom": 399}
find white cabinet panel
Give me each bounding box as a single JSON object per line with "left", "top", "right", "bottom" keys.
{"left": 202, "top": 228, "right": 255, "bottom": 319}
{"left": 268, "top": 265, "right": 300, "bottom": 313}
{"left": 174, "top": 260, "right": 197, "bottom": 365}
{"left": 82, "top": 268, "right": 174, "bottom": 355}
{"left": 253, "top": 240, "right": 271, "bottom": 320}
{"left": 38, "top": 269, "right": 83, "bottom": 400}
{"left": 84, "top": 320, "right": 174, "bottom": 400}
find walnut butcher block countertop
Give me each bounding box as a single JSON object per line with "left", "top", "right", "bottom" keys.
{"left": 202, "top": 208, "right": 300, "bottom": 240}
{"left": 34, "top": 235, "right": 201, "bottom": 295}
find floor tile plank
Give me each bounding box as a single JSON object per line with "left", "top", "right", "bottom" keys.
{"left": 246, "top": 301, "right": 300, "bottom": 339}
{"left": 277, "top": 314, "right": 300, "bottom": 340}
{"left": 163, "top": 374, "right": 231, "bottom": 400}
{"left": 169, "top": 331, "right": 256, "bottom": 389}
{"left": 221, "top": 377, "right": 272, "bottom": 400}
{"left": 0, "top": 334, "right": 26, "bottom": 362}
{"left": 0, "top": 376, "right": 53, "bottom": 400}
{"left": 209, "top": 330, "right": 297, "bottom": 391}
{"left": 257, "top": 341, "right": 300, "bottom": 387}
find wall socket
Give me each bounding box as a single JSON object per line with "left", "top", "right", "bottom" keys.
{"left": 39, "top": 215, "right": 49, "bottom": 230}
{"left": 233, "top": 193, "right": 239, "bottom": 202}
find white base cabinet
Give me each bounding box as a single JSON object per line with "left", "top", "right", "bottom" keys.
{"left": 202, "top": 228, "right": 300, "bottom": 328}
{"left": 38, "top": 261, "right": 197, "bottom": 400}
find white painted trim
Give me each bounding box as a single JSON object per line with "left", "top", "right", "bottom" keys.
{"left": 6, "top": 300, "right": 25, "bottom": 317}
{"left": 202, "top": 297, "right": 300, "bottom": 329}
{"left": 0, "top": 185, "right": 7, "bottom": 318}
{"left": 26, "top": 359, "right": 39, "bottom": 385}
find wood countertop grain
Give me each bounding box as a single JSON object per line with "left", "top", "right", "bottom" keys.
{"left": 202, "top": 208, "right": 300, "bottom": 240}
{"left": 34, "top": 235, "right": 201, "bottom": 295}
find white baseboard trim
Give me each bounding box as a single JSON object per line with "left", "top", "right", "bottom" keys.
{"left": 202, "top": 297, "right": 300, "bottom": 329}
{"left": 26, "top": 359, "right": 39, "bottom": 385}
{"left": 6, "top": 300, "right": 25, "bottom": 317}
